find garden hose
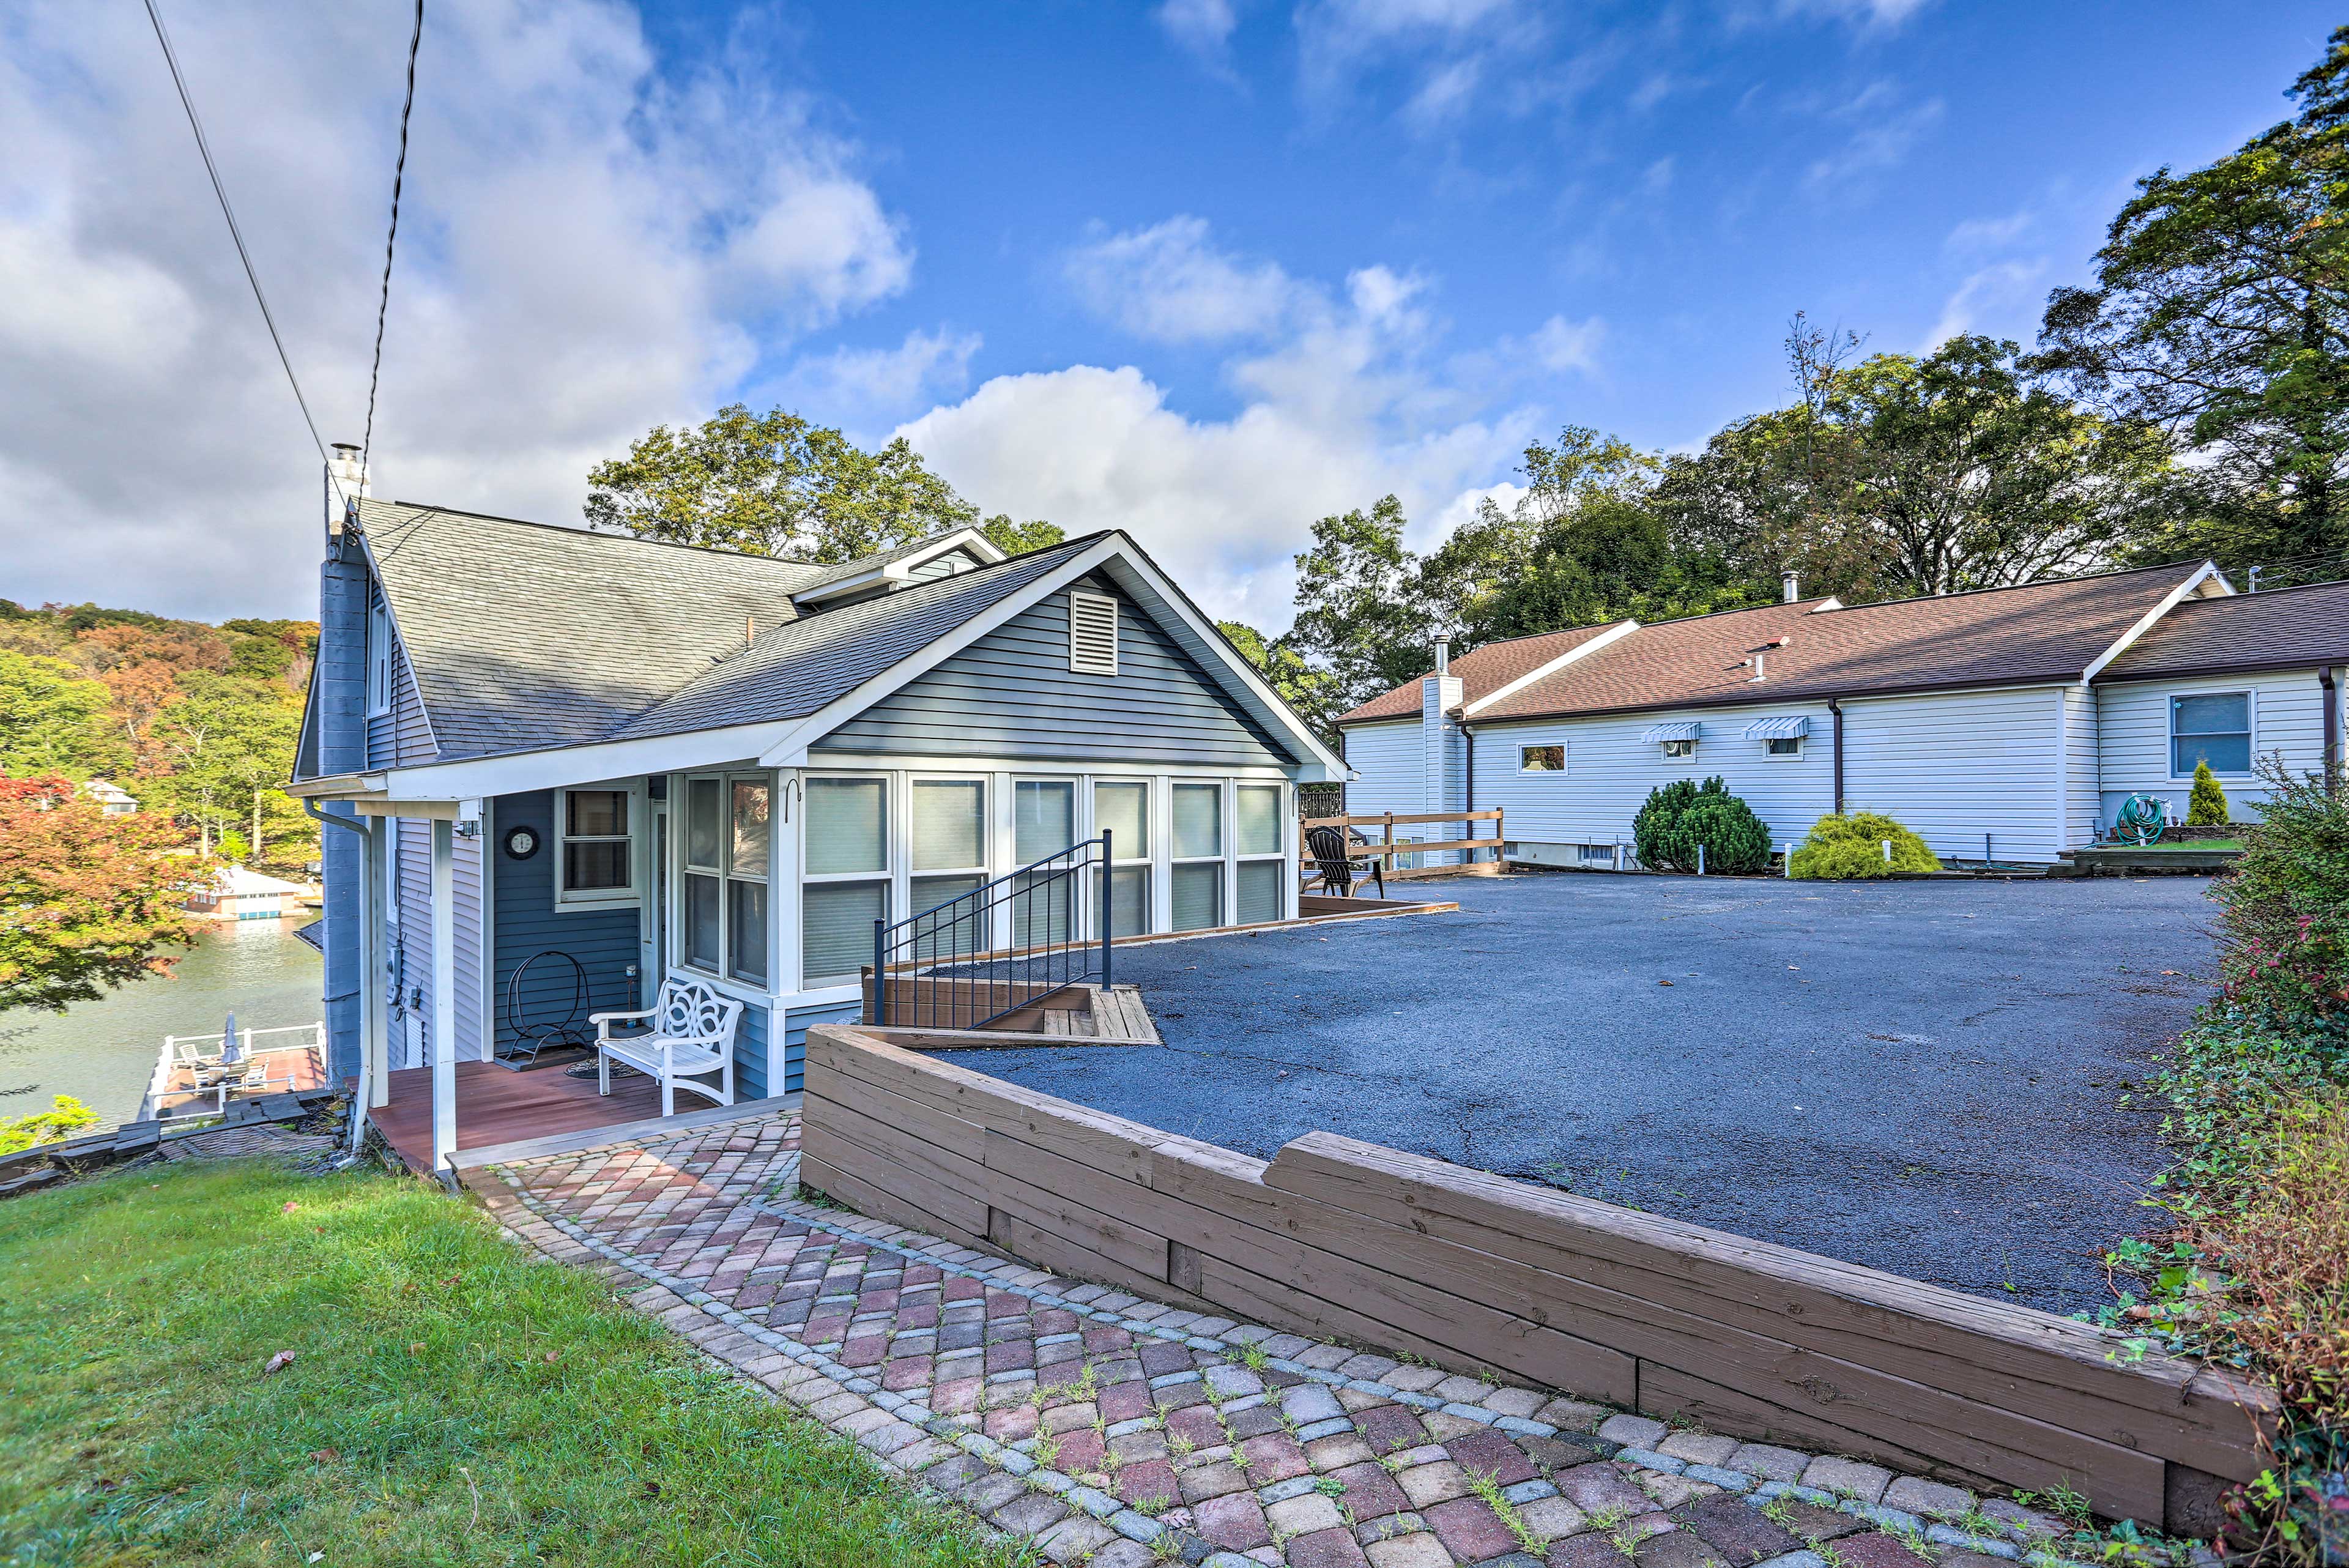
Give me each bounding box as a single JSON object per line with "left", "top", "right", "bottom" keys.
{"left": 2115, "top": 793, "right": 2168, "bottom": 846}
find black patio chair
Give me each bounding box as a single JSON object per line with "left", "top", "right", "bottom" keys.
{"left": 1304, "top": 825, "right": 1386, "bottom": 899}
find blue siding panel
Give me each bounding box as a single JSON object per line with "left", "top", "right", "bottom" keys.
{"left": 317, "top": 553, "right": 370, "bottom": 1082}
{"left": 735, "top": 1005, "right": 771, "bottom": 1101}
{"left": 815, "top": 577, "right": 1292, "bottom": 765}
{"left": 777, "top": 1001, "right": 860, "bottom": 1096}
{"left": 488, "top": 791, "right": 640, "bottom": 1057}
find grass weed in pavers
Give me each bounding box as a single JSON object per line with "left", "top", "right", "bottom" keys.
{"left": 0, "top": 1157, "right": 1025, "bottom": 1568}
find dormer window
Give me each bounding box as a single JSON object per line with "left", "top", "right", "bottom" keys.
{"left": 1069, "top": 589, "right": 1119, "bottom": 675}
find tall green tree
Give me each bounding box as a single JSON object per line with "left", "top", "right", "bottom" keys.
{"left": 144, "top": 673, "right": 301, "bottom": 861}
{"left": 1216, "top": 620, "right": 1345, "bottom": 743}
{"left": 585, "top": 403, "right": 1059, "bottom": 563}
{"left": 0, "top": 650, "right": 113, "bottom": 778}
{"left": 1283, "top": 497, "right": 1437, "bottom": 713}
{"left": 2032, "top": 26, "right": 2349, "bottom": 573}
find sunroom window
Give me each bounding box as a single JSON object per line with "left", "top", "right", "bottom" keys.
{"left": 2172, "top": 693, "right": 2252, "bottom": 775}
{"left": 1012, "top": 779, "right": 1076, "bottom": 946}
{"left": 1094, "top": 781, "right": 1151, "bottom": 937}
{"left": 803, "top": 776, "right": 888, "bottom": 983}
{"left": 727, "top": 780, "right": 770, "bottom": 985}
{"left": 678, "top": 775, "right": 767, "bottom": 979}
{"left": 1235, "top": 784, "right": 1285, "bottom": 925}
{"left": 910, "top": 778, "right": 988, "bottom": 962}
{"left": 1171, "top": 782, "right": 1224, "bottom": 931}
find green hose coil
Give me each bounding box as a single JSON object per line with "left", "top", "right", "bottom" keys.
{"left": 2115, "top": 793, "right": 2169, "bottom": 846}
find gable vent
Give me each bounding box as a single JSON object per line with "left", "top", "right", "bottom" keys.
{"left": 1069, "top": 589, "right": 1119, "bottom": 675}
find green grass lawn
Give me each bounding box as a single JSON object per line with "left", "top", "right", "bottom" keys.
{"left": 0, "top": 1157, "right": 1027, "bottom": 1567}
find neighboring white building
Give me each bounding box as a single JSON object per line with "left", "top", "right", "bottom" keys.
{"left": 80, "top": 779, "right": 137, "bottom": 815}
{"left": 1337, "top": 567, "right": 2349, "bottom": 869}
{"left": 186, "top": 865, "right": 310, "bottom": 921}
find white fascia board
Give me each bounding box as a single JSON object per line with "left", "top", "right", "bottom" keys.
{"left": 368, "top": 721, "right": 792, "bottom": 802}
{"left": 760, "top": 533, "right": 1349, "bottom": 778}
{"left": 791, "top": 528, "right": 1009, "bottom": 606}
{"left": 1461, "top": 620, "right": 1639, "bottom": 718}
{"left": 2083, "top": 561, "right": 2228, "bottom": 684}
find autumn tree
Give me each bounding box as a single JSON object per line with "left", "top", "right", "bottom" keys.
{"left": 0, "top": 775, "right": 198, "bottom": 1013}
{"left": 585, "top": 403, "right": 1062, "bottom": 563}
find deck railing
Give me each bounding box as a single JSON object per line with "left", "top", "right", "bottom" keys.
{"left": 867, "top": 834, "right": 1113, "bottom": 1031}
{"left": 144, "top": 1022, "right": 325, "bottom": 1119}
{"left": 1299, "top": 809, "right": 1504, "bottom": 879}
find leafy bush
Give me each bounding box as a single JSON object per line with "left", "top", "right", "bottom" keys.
{"left": 1631, "top": 776, "right": 1772, "bottom": 874}
{"left": 2189, "top": 760, "right": 2230, "bottom": 826}
{"left": 1786, "top": 811, "right": 1940, "bottom": 879}
{"left": 0, "top": 1095, "right": 98, "bottom": 1155}
{"left": 2214, "top": 757, "right": 2349, "bottom": 1041}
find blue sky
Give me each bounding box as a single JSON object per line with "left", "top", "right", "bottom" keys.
{"left": 1, "top": 2, "right": 2337, "bottom": 626}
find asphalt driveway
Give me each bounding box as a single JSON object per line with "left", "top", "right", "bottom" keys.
{"left": 952, "top": 871, "right": 2221, "bottom": 1316}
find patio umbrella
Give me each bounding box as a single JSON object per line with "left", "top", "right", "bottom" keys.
{"left": 218, "top": 1012, "right": 242, "bottom": 1065}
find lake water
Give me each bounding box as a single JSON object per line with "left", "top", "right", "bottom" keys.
{"left": 0, "top": 921, "right": 324, "bottom": 1131}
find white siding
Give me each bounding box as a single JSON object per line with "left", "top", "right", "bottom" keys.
{"left": 1471, "top": 702, "right": 1838, "bottom": 861}
{"left": 2065, "top": 684, "right": 2099, "bottom": 849}
{"left": 393, "top": 819, "right": 489, "bottom": 1063}
{"left": 1339, "top": 716, "right": 1464, "bottom": 868}
{"left": 1842, "top": 685, "right": 2063, "bottom": 863}
{"left": 2095, "top": 668, "right": 2328, "bottom": 827}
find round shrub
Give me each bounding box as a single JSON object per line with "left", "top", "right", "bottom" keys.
{"left": 1632, "top": 776, "right": 1773, "bottom": 874}
{"left": 1786, "top": 811, "right": 1940, "bottom": 879}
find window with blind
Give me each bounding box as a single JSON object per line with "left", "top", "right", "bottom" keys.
{"left": 1235, "top": 784, "right": 1283, "bottom": 925}
{"left": 678, "top": 775, "right": 767, "bottom": 978}
{"left": 1069, "top": 590, "right": 1119, "bottom": 675}
{"left": 2171, "top": 693, "right": 2252, "bottom": 776}
{"left": 1095, "top": 780, "right": 1151, "bottom": 937}
{"left": 910, "top": 778, "right": 987, "bottom": 963}
{"left": 1171, "top": 782, "right": 1223, "bottom": 931}
{"left": 557, "top": 787, "right": 634, "bottom": 907}
{"left": 803, "top": 776, "right": 889, "bottom": 981}
{"left": 1012, "top": 779, "right": 1076, "bottom": 945}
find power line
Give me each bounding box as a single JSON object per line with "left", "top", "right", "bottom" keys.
{"left": 141, "top": 0, "right": 343, "bottom": 505}
{"left": 360, "top": 0, "right": 424, "bottom": 494}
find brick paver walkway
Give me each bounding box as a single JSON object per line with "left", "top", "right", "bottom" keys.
{"left": 473, "top": 1109, "right": 2115, "bottom": 1568}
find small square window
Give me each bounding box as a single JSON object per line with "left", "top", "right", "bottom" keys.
{"left": 1765, "top": 737, "right": 1801, "bottom": 757}
{"left": 1662, "top": 738, "right": 1697, "bottom": 759}
{"left": 1520, "top": 745, "right": 1565, "bottom": 772}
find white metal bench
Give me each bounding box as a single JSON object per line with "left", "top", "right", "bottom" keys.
{"left": 590, "top": 972, "right": 743, "bottom": 1118}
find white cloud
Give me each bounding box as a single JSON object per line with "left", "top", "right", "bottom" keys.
{"left": 1945, "top": 210, "right": 2032, "bottom": 253}
{"left": 0, "top": 0, "right": 913, "bottom": 620}
{"left": 903, "top": 229, "right": 1576, "bottom": 631}
{"left": 1774, "top": 0, "right": 1935, "bottom": 28}
{"left": 1154, "top": 0, "right": 1242, "bottom": 69}
{"left": 1294, "top": 0, "right": 1534, "bottom": 131}
{"left": 755, "top": 326, "right": 982, "bottom": 437}
{"left": 1802, "top": 83, "right": 1943, "bottom": 193}
{"left": 1064, "top": 217, "right": 1303, "bottom": 343}
{"left": 1923, "top": 261, "right": 2045, "bottom": 349}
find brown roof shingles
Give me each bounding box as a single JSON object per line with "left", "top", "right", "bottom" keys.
{"left": 1334, "top": 621, "right": 1630, "bottom": 724}
{"left": 2095, "top": 579, "right": 2349, "bottom": 680}
{"left": 1341, "top": 563, "right": 2217, "bottom": 729}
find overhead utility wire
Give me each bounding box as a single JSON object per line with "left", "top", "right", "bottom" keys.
{"left": 360, "top": 0, "right": 424, "bottom": 494}
{"left": 141, "top": 0, "right": 343, "bottom": 505}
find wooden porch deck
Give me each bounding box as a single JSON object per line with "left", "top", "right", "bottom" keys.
{"left": 373, "top": 1060, "right": 664, "bottom": 1170}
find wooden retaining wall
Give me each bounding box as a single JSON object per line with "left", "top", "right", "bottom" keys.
{"left": 800, "top": 1025, "right": 2274, "bottom": 1534}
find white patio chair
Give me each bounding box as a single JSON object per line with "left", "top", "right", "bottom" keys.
{"left": 590, "top": 972, "right": 743, "bottom": 1118}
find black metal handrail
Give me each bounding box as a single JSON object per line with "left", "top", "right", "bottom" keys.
{"left": 867, "top": 832, "right": 1113, "bottom": 1030}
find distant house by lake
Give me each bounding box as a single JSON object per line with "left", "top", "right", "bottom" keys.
{"left": 185, "top": 865, "right": 310, "bottom": 921}
{"left": 80, "top": 779, "right": 138, "bottom": 815}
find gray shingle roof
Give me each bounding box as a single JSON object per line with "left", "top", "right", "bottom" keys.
{"left": 360, "top": 500, "right": 826, "bottom": 762}
{"left": 2095, "top": 578, "right": 2349, "bottom": 679}
{"left": 604, "top": 537, "right": 1097, "bottom": 742}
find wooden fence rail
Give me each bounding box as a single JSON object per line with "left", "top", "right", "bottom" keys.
{"left": 1301, "top": 809, "right": 1506, "bottom": 879}
{"left": 800, "top": 1025, "right": 2273, "bottom": 1536}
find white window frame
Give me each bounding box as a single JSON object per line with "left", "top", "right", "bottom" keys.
{"left": 1661, "top": 737, "right": 1698, "bottom": 760}
{"left": 1234, "top": 782, "right": 1286, "bottom": 926}
{"left": 905, "top": 772, "right": 992, "bottom": 927}
{"left": 2168, "top": 689, "right": 2256, "bottom": 779}
{"left": 673, "top": 771, "right": 776, "bottom": 982}
{"left": 1519, "top": 743, "right": 1566, "bottom": 774}
{"left": 554, "top": 785, "right": 639, "bottom": 910}
{"left": 1093, "top": 777, "right": 1154, "bottom": 938}
{"left": 800, "top": 771, "right": 894, "bottom": 986}
{"left": 1169, "top": 778, "right": 1228, "bottom": 933}
{"left": 1762, "top": 736, "right": 1803, "bottom": 759}
{"left": 365, "top": 597, "right": 392, "bottom": 717}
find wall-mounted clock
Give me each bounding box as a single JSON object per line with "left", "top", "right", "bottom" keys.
{"left": 504, "top": 825, "right": 541, "bottom": 860}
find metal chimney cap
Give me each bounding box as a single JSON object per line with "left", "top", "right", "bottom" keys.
{"left": 330, "top": 442, "right": 361, "bottom": 456}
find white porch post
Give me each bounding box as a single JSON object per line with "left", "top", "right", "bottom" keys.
{"left": 430, "top": 816, "right": 456, "bottom": 1170}
{"left": 364, "top": 816, "right": 390, "bottom": 1109}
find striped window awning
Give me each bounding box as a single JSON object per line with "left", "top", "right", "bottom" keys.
{"left": 1742, "top": 715, "right": 1811, "bottom": 740}
{"left": 1642, "top": 721, "right": 1701, "bottom": 743}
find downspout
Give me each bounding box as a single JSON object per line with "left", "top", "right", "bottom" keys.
{"left": 305, "top": 797, "right": 374, "bottom": 1156}
{"left": 1827, "top": 697, "right": 1844, "bottom": 815}
{"left": 2324, "top": 666, "right": 2340, "bottom": 796}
